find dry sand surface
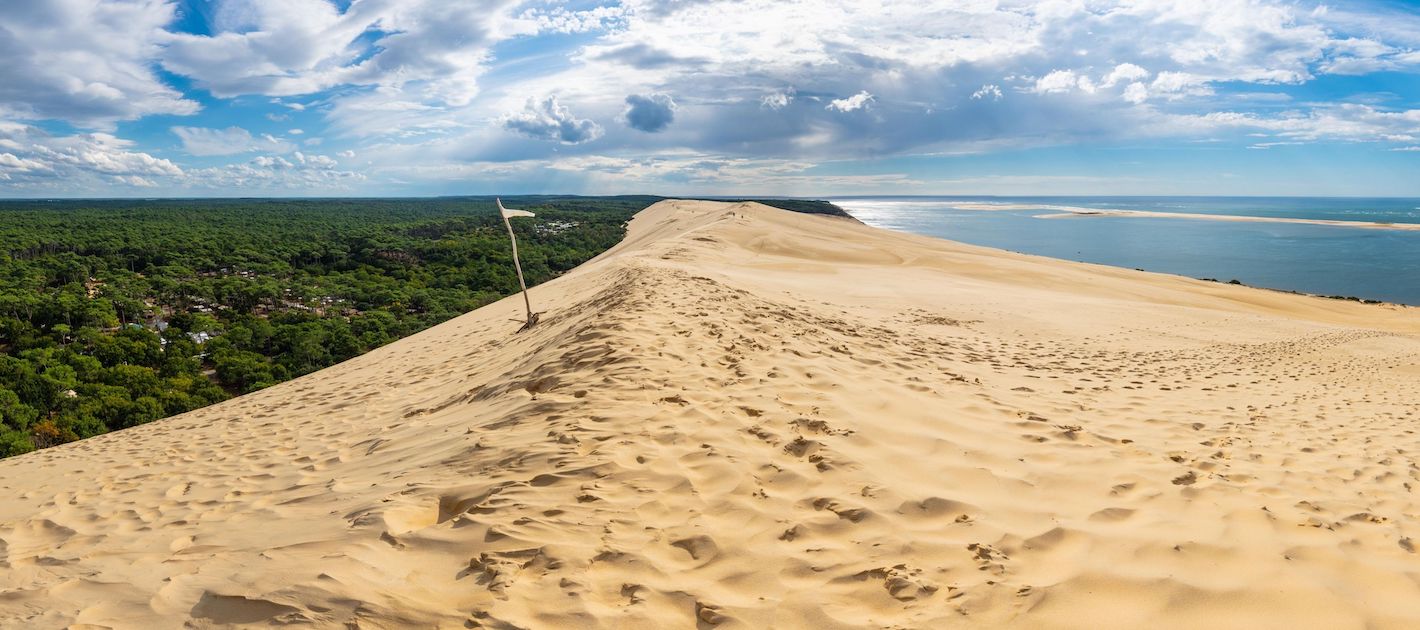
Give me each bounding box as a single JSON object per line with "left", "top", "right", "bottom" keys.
{"left": 3, "top": 200, "right": 1420, "bottom": 629}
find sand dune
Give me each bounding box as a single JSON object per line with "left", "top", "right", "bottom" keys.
{"left": 2, "top": 200, "right": 1419, "bottom": 629}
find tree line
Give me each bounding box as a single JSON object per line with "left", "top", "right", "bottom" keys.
{"left": 0, "top": 196, "right": 656, "bottom": 456}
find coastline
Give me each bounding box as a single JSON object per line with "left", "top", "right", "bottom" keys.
{"left": 1035, "top": 208, "right": 1420, "bottom": 231}
{"left": 944, "top": 201, "right": 1420, "bottom": 231}
{"left": 839, "top": 199, "right": 1420, "bottom": 307}
{"left": 853, "top": 199, "right": 1417, "bottom": 309}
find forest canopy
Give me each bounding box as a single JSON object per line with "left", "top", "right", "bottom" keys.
{"left": 0, "top": 196, "right": 847, "bottom": 457}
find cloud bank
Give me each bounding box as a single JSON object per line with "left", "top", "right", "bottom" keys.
{"left": 0, "top": 0, "right": 1418, "bottom": 196}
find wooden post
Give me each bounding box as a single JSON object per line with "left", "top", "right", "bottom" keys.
{"left": 498, "top": 198, "right": 538, "bottom": 331}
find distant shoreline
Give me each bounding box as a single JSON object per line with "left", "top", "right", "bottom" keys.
{"left": 946, "top": 202, "right": 1420, "bottom": 232}
{"left": 1194, "top": 276, "right": 1411, "bottom": 308}
{"left": 838, "top": 200, "right": 1420, "bottom": 308}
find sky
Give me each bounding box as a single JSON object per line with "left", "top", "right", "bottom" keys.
{"left": 1, "top": 0, "right": 1419, "bottom": 198}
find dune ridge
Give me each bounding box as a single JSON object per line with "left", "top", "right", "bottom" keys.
{"left": 2, "top": 200, "right": 1419, "bottom": 629}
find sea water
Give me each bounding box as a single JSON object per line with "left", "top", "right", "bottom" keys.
{"left": 834, "top": 196, "right": 1420, "bottom": 306}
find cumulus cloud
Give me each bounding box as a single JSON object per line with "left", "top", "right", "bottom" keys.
{"left": 185, "top": 151, "right": 362, "bottom": 191}
{"left": 1033, "top": 70, "right": 1097, "bottom": 95}
{"left": 0, "top": 123, "right": 182, "bottom": 190}
{"left": 502, "top": 97, "right": 604, "bottom": 144}
{"left": 971, "top": 85, "right": 1004, "bottom": 101}
{"left": 161, "top": 0, "right": 518, "bottom": 106}
{"left": 761, "top": 89, "right": 795, "bottom": 110}
{"left": 0, "top": 0, "right": 198, "bottom": 127}
{"left": 1149, "top": 71, "right": 1214, "bottom": 99}
{"left": 519, "top": 5, "right": 629, "bottom": 34}
{"left": 622, "top": 93, "right": 677, "bottom": 132}
{"left": 826, "top": 91, "right": 874, "bottom": 112}
{"left": 1100, "top": 63, "right": 1150, "bottom": 88}
{"left": 172, "top": 126, "right": 296, "bottom": 156}
{"left": 1122, "top": 82, "right": 1150, "bottom": 104}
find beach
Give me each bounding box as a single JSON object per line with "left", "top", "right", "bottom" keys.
{"left": 1036, "top": 207, "right": 1420, "bottom": 230}
{"left": 949, "top": 200, "right": 1420, "bottom": 231}
{"left": 2, "top": 200, "right": 1418, "bottom": 629}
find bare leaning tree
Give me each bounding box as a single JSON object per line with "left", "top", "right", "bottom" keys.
{"left": 497, "top": 198, "right": 540, "bottom": 331}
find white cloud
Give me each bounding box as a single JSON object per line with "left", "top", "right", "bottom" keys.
{"left": 1150, "top": 71, "right": 1214, "bottom": 99}
{"left": 971, "top": 84, "right": 1004, "bottom": 101}
{"left": 380, "top": 153, "right": 922, "bottom": 195}
{"left": 1100, "top": 63, "right": 1150, "bottom": 88}
{"left": 513, "top": 0, "right": 1419, "bottom": 159}
{"left": 1178, "top": 104, "right": 1420, "bottom": 144}
{"left": 761, "top": 89, "right": 795, "bottom": 110}
{"left": 0, "top": 123, "right": 182, "bottom": 189}
{"left": 113, "top": 175, "right": 158, "bottom": 187}
{"left": 599, "top": 1, "right": 1040, "bottom": 72}
{"left": 502, "top": 97, "right": 604, "bottom": 144}
{"left": 1031, "top": 70, "right": 1099, "bottom": 96}
{"left": 186, "top": 151, "right": 362, "bottom": 191}
{"left": 5, "top": 0, "right": 1420, "bottom": 196}
{"left": 161, "top": 0, "right": 519, "bottom": 107}
{"left": 0, "top": 122, "right": 369, "bottom": 195}
{"left": 172, "top": 126, "right": 296, "bottom": 156}
{"left": 518, "top": 5, "right": 628, "bottom": 34}
{"left": 1122, "top": 82, "right": 1149, "bottom": 104}
{"left": 826, "top": 91, "right": 874, "bottom": 112}
{"left": 1033, "top": 70, "right": 1080, "bottom": 94}
{"left": 323, "top": 87, "right": 460, "bottom": 139}
{"left": 0, "top": 152, "right": 49, "bottom": 173}
{"left": 0, "top": 0, "right": 199, "bottom": 127}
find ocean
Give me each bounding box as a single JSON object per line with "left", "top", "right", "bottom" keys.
{"left": 832, "top": 196, "right": 1420, "bottom": 306}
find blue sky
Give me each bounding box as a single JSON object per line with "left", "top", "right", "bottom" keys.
{"left": 1, "top": 0, "right": 1419, "bottom": 197}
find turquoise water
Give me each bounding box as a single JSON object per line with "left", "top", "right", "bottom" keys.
{"left": 833, "top": 196, "right": 1420, "bottom": 306}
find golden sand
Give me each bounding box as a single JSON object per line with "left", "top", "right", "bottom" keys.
{"left": 2, "top": 200, "right": 1418, "bottom": 629}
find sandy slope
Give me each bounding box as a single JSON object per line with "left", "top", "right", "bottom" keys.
{"left": 2, "top": 200, "right": 1420, "bottom": 629}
